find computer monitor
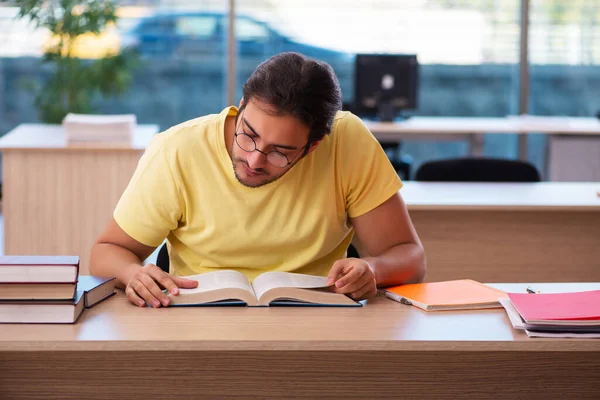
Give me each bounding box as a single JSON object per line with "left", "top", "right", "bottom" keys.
{"left": 353, "top": 54, "right": 419, "bottom": 121}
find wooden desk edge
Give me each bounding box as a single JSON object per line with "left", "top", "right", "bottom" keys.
{"left": 1, "top": 339, "right": 598, "bottom": 352}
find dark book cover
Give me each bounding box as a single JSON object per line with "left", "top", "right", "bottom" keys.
{"left": 77, "top": 276, "right": 117, "bottom": 308}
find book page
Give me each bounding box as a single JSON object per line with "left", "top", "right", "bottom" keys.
{"left": 252, "top": 272, "right": 329, "bottom": 302}
{"left": 176, "top": 270, "right": 255, "bottom": 297}
{"left": 499, "top": 298, "right": 525, "bottom": 329}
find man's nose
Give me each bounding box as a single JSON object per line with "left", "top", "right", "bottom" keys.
{"left": 247, "top": 149, "right": 268, "bottom": 169}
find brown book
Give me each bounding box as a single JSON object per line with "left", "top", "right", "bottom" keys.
{"left": 77, "top": 276, "right": 116, "bottom": 308}
{"left": 0, "top": 282, "right": 76, "bottom": 300}
{"left": 0, "top": 290, "right": 84, "bottom": 324}
{"left": 0, "top": 255, "right": 79, "bottom": 283}
{"left": 0, "top": 275, "right": 115, "bottom": 302}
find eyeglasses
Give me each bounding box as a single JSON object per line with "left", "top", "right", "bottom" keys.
{"left": 234, "top": 132, "right": 306, "bottom": 168}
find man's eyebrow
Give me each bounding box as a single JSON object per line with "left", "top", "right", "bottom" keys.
{"left": 242, "top": 117, "right": 299, "bottom": 150}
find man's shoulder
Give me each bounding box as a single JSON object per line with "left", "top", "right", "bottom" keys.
{"left": 159, "top": 113, "right": 221, "bottom": 143}
{"left": 333, "top": 110, "right": 357, "bottom": 124}
{"left": 149, "top": 109, "right": 229, "bottom": 155}
{"left": 333, "top": 110, "right": 370, "bottom": 131}
{"left": 331, "top": 110, "right": 372, "bottom": 143}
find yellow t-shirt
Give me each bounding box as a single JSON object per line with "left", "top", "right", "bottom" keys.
{"left": 114, "top": 106, "right": 402, "bottom": 280}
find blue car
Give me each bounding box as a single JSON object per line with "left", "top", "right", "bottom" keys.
{"left": 123, "top": 11, "right": 352, "bottom": 64}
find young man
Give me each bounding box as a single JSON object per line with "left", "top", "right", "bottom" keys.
{"left": 90, "top": 52, "right": 426, "bottom": 307}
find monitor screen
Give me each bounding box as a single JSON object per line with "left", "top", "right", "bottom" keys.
{"left": 353, "top": 54, "right": 419, "bottom": 121}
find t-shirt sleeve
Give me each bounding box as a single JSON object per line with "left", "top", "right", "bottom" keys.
{"left": 113, "top": 134, "right": 183, "bottom": 247}
{"left": 337, "top": 113, "right": 403, "bottom": 219}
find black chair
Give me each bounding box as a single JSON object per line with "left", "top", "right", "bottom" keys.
{"left": 156, "top": 243, "right": 170, "bottom": 273}
{"left": 381, "top": 142, "right": 412, "bottom": 181}
{"left": 155, "top": 241, "right": 361, "bottom": 272}
{"left": 342, "top": 103, "right": 412, "bottom": 180}
{"left": 347, "top": 243, "right": 360, "bottom": 258}
{"left": 415, "top": 157, "right": 541, "bottom": 182}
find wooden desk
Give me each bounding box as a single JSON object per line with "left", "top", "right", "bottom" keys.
{"left": 1, "top": 283, "right": 599, "bottom": 399}
{"left": 401, "top": 182, "right": 600, "bottom": 282}
{"left": 366, "top": 117, "right": 520, "bottom": 156}
{"left": 365, "top": 115, "right": 600, "bottom": 155}
{"left": 366, "top": 116, "right": 600, "bottom": 180}
{"left": 0, "top": 124, "right": 158, "bottom": 274}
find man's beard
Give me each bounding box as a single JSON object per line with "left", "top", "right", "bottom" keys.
{"left": 232, "top": 159, "right": 278, "bottom": 188}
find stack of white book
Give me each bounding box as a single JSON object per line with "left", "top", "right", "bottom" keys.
{"left": 63, "top": 113, "right": 136, "bottom": 143}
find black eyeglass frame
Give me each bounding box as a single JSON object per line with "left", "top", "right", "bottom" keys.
{"left": 234, "top": 110, "right": 310, "bottom": 168}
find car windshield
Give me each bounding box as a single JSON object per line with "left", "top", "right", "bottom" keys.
{"left": 117, "top": 17, "right": 142, "bottom": 33}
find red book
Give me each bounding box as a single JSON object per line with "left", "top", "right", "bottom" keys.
{"left": 507, "top": 290, "right": 600, "bottom": 323}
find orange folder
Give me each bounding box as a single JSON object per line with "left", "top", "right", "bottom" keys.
{"left": 383, "top": 279, "right": 506, "bottom": 311}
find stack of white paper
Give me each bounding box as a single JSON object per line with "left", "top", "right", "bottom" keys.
{"left": 63, "top": 113, "right": 136, "bottom": 143}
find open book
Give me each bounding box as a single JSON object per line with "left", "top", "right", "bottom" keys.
{"left": 167, "top": 271, "right": 361, "bottom": 307}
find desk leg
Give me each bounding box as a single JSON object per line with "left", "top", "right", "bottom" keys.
{"left": 519, "top": 133, "right": 529, "bottom": 161}
{"left": 469, "top": 133, "right": 485, "bottom": 156}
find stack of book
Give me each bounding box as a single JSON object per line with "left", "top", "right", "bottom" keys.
{"left": 63, "top": 113, "right": 136, "bottom": 144}
{"left": 500, "top": 290, "right": 600, "bottom": 338}
{"left": 0, "top": 255, "right": 116, "bottom": 324}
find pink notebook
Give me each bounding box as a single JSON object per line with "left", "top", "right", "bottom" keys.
{"left": 507, "top": 290, "right": 600, "bottom": 322}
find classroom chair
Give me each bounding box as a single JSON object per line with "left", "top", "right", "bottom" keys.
{"left": 155, "top": 242, "right": 362, "bottom": 273}
{"left": 414, "top": 157, "right": 541, "bottom": 182}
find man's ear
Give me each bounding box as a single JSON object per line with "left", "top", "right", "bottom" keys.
{"left": 306, "top": 139, "right": 322, "bottom": 155}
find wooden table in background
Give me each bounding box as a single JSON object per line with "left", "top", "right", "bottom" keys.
{"left": 401, "top": 182, "right": 600, "bottom": 283}
{"left": 365, "top": 115, "right": 600, "bottom": 154}
{"left": 0, "top": 124, "right": 158, "bottom": 274}
{"left": 1, "top": 283, "right": 599, "bottom": 399}
{"left": 366, "top": 115, "right": 600, "bottom": 181}
{"left": 366, "top": 117, "right": 519, "bottom": 156}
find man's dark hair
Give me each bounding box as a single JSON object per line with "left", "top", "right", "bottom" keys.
{"left": 241, "top": 52, "right": 342, "bottom": 145}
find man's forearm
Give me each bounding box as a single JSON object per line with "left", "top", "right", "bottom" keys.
{"left": 89, "top": 243, "right": 144, "bottom": 289}
{"left": 364, "top": 243, "right": 426, "bottom": 287}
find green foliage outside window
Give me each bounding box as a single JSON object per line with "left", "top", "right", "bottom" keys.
{"left": 16, "top": 0, "right": 139, "bottom": 123}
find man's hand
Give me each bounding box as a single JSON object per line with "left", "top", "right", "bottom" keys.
{"left": 326, "top": 258, "right": 377, "bottom": 300}
{"left": 125, "top": 264, "right": 198, "bottom": 308}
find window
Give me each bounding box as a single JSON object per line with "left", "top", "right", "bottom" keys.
{"left": 527, "top": 0, "right": 600, "bottom": 170}
{"left": 141, "top": 18, "right": 175, "bottom": 35}
{"left": 175, "top": 16, "right": 218, "bottom": 38}
{"left": 236, "top": 18, "right": 269, "bottom": 41}
{"left": 235, "top": 1, "right": 522, "bottom": 168}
